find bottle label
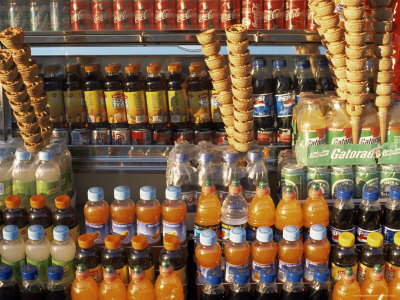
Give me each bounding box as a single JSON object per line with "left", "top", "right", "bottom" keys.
{"left": 329, "top": 225, "right": 356, "bottom": 244}
{"left": 1, "top": 258, "right": 24, "bottom": 281}
{"left": 0, "top": 179, "right": 12, "bottom": 204}
{"left": 88, "top": 264, "right": 103, "bottom": 284}
{"left": 193, "top": 223, "right": 221, "bottom": 241}
{"left": 385, "top": 262, "right": 400, "bottom": 283}
{"left": 188, "top": 90, "right": 211, "bottom": 124}
{"left": 146, "top": 90, "right": 168, "bottom": 124}
{"left": 246, "top": 224, "right": 258, "bottom": 242}
{"left": 182, "top": 190, "right": 196, "bottom": 213}
{"left": 225, "top": 261, "right": 249, "bottom": 283}
{"left": 331, "top": 262, "right": 357, "bottom": 281}
{"left": 358, "top": 263, "right": 383, "bottom": 283}
{"left": 253, "top": 93, "right": 274, "bottom": 117}
{"left": 277, "top": 260, "right": 302, "bottom": 282}
{"left": 298, "top": 128, "right": 327, "bottom": 146}
{"left": 12, "top": 180, "right": 36, "bottom": 207}
{"left": 52, "top": 259, "right": 76, "bottom": 283}
{"left": 162, "top": 220, "right": 187, "bottom": 243}
{"left": 387, "top": 126, "right": 400, "bottom": 143}
{"left": 175, "top": 265, "right": 187, "bottom": 284}
{"left": 304, "top": 259, "right": 329, "bottom": 282}
{"left": 36, "top": 180, "right": 60, "bottom": 205}
{"left": 84, "top": 89, "right": 107, "bottom": 123}
{"left": 111, "top": 220, "right": 135, "bottom": 244}
{"left": 252, "top": 260, "right": 275, "bottom": 282}
{"left": 129, "top": 265, "right": 155, "bottom": 284}
{"left": 221, "top": 222, "right": 246, "bottom": 240}
{"left": 27, "top": 257, "right": 51, "bottom": 281}
{"left": 85, "top": 221, "right": 110, "bottom": 243}
{"left": 69, "top": 224, "right": 80, "bottom": 244}
{"left": 44, "top": 225, "right": 54, "bottom": 242}
{"left": 104, "top": 90, "right": 127, "bottom": 123}
{"left": 356, "top": 226, "right": 382, "bottom": 244}
{"left": 275, "top": 93, "right": 296, "bottom": 117}
{"left": 328, "top": 128, "right": 353, "bottom": 145}
{"left": 211, "top": 90, "right": 223, "bottom": 123}
{"left": 102, "top": 265, "right": 129, "bottom": 284}
{"left": 243, "top": 190, "right": 256, "bottom": 202}
{"left": 168, "top": 90, "right": 189, "bottom": 123}
{"left": 359, "top": 127, "right": 381, "bottom": 144}
{"left": 47, "top": 90, "right": 65, "bottom": 123}
{"left": 125, "top": 90, "right": 147, "bottom": 124}
{"left": 197, "top": 265, "right": 221, "bottom": 284}
{"left": 136, "top": 220, "right": 161, "bottom": 244}
{"left": 63, "top": 89, "right": 86, "bottom": 123}
{"left": 383, "top": 226, "right": 400, "bottom": 243}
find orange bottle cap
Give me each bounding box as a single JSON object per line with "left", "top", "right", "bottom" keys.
{"left": 5, "top": 195, "right": 21, "bottom": 208}
{"left": 30, "top": 195, "right": 46, "bottom": 209}
{"left": 125, "top": 63, "right": 140, "bottom": 74}
{"left": 78, "top": 233, "right": 96, "bottom": 249}
{"left": 105, "top": 64, "right": 119, "bottom": 73}
{"left": 105, "top": 235, "right": 121, "bottom": 250}
{"left": 85, "top": 65, "right": 96, "bottom": 73}
{"left": 189, "top": 62, "right": 202, "bottom": 73}
{"left": 131, "top": 235, "right": 148, "bottom": 250}
{"left": 55, "top": 195, "right": 71, "bottom": 209}
{"left": 147, "top": 63, "right": 161, "bottom": 73}
{"left": 163, "top": 234, "right": 179, "bottom": 251}
{"left": 168, "top": 62, "right": 182, "bottom": 73}
{"left": 65, "top": 64, "right": 79, "bottom": 73}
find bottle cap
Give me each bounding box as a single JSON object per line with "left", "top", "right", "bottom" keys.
{"left": 273, "top": 59, "right": 287, "bottom": 69}
{"left": 134, "top": 265, "right": 143, "bottom": 275}
{"left": 336, "top": 185, "right": 353, "bottom": 200}
{"left": 287, "top": 267, "right": 303, "bottom": 283}
{"left": 223, "top": 150, "right": 239, "bottom": 162}
{"left": 114, "top": 186, "right": 130, "bottom": 201}
{"left": 53, "top": 225, "right": 70, "bottom": 242}
{"left": 367, "top": 232, "right": 383, "bottom": 248}
{"left": 105, "top": 235, "right": 121, "bottom": 250}
{"left": 390, "top": 185, "right": 400, "bottom": 200}
{"left": 48, "top": 265, "right": 64, "bottom": 281}
{"left": 87, "top": 187, "right": 104, "bottom": 202}
{"left": 338, "top": 232, "right": 355, "bottom": 247}
{"left": 38, "top": 151, "right": 53, "bottom": 161}
{"left": 78, "top": 234, "right": 96, "bottom": 249}
{"left": 260, "top": 268, "right": 276, "bottom": 283}
{"left": 84, "top": 65, "right": 96, "bottom": 73}
{"left": 163, "top": 234, "right": 179, "bottom": 251}
{"left": 283, "top": 185, "right": 296, "bottom": 200}
{"left": 204, "top": 179, "right": 212, "bottom": 187}
{"left": 309, "top": 182, "right": 322, "bottom": 198}
{"left": 314, "top": 266, "right": 330, "bottom": 282}
{"left": 105, "top": 266, "right": 115, "bottom": 276}
{"left": 55, "top": 195, "right": 71, "bottom": 209}
{"left": 206, "top": 269, "right": 223, "bottom": 285}
{"left": 15, "top": 149, "right": 30, "bottom": 161}
{"left": 125, "top": 63, "right": 140, "bottom": 74}
{"left": 5, "top": 195, "right": 21, "bottom": 209}
{"left": 363, "top": 186, "right": 379, "bottom": 201}
{"left": 309, "top": 225, "right": 326, "bottom": 241}
{"left": 344, "top": 267, "right": 354, "bottom": 278}
{"left": 189, "top": 62, "right": 202, "bottom": 73}
{"left": 147, "top": 63, "right": 161, "bottom": 74}
{"left": 374, "top": 264, "right": 383, "bottom": 274}
{"left": 140, "top": 186, "right": 156, "bottom": 200}
{"left": 297, "top": 60, "right": 311, "bottom": 69}
{"left": 174, "top": 152, "right": 189, "bottom": 162}
{"left": 131, "top": 235, "right": 148, "bottom": 250}
{"left": 30, "top": 195, "right": 46, "bottom": 209}
{"left": 105, "top": 64, "right": 119, "bottom": 73}
{"left": 200, "top": 229, "right": 217, "bottom": 246}
{"left": 366, "top": 60, "right": 373, "bottom": 68}
{"left": 247, "top": 150, "right": 262, "bottom": 162}
{"left": 168, "top": 62, "right": 182, "bottom": 73}
{"left": 318, "top": 58, "right": 329, "bottom": 68}
{"left": 28, "top": 224, "right": 44, "bottom": 241}
{"left": 22, "top": 265, "right": 38, "bottom": 281}
{"left": 0, "top": 265, "right": 12, "bottom": 281}
{"left": 394, "top": 232, "right": 400, "bottom": 247}
{"left": 253, "top": 58, "right": 266, "bottom": 68}
{"left": 233, "top": 269, "right": 250, "bottom": 284}
{"left": 3, "top": 225, "right": 19, "bottom": 241}
{"left": 259, "top": 181, "right": 267, "bottom": 189}
{"left": 283, "top": 225, "right": 300, "bottom": 242}
{"left": 166, "top": 186, "right": 181, "bottom": 200}
{"left": 198, "top": 151, "right": 214, "bottom": 162}
{"left": 229, "top": 227, "right": 246, "bottom": 243}
{"left": 256, "top": 226, "right": 273, "bottom": 243}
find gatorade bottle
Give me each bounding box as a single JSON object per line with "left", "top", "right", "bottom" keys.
{"left": 326, "top": 98, "right": 352, "bottom": 144}
{"left": 21, "top": 265, "right": 46, "bottom": 300}
{"left": 12, "top": 149, "right": 36, "bottom": 209}
{"left": 28, "top": 195, "right": 53, "bottom": 241}
{"left": 307, "top": 266, "right": 331, "bottom": 300}
{"left": 195, "top": 229, "right": 222, "bottom": 284}
{"left": 111, "top": 186, "right": 135, "bottom": 245}
{"left": 389, "top": 268, "right": 400, "bottom": 299}
{"left": 333, "top": 267, "right": 361, "bottom": 300}
{"left": 0, "top": 225, "right": 25, "bottom": 281}
{"left": 304, "top": 225, "right": 331, "bottom": 282}
{"left": 35, "top": 151, "right": 61, "bottom": 207}
{"left": 216, "top": 150, "right": 239, "bottom": 202}
{"left": 200, "top": 269, "right": 225, "bottom": 300}
{"left": 247, "top": 182, "right": 275, "bottom": 241}
{"left": 128, "top": 235, "right": 155, "bottom": 284}
{"left": 159, "top": 234, "right": 186, "bottom": 284}
{"left": 224, "top": 227, "right": 250, "bottom": 283}
{"left": 99, "top": 266, "right": 127, "bottom": 300}
{"left": 251, "top": 227, "right": 277, "bottom": 282}
{"left": 46, "top": 265, "right": 69, "bottom": 300}
{"left": 54, "top": 195, "right": 79, "bottom": 244}
{"left": 162, "top": 186, "right": 187, "bottom": 243}
{"left": 281, "top": 267, "right": 305, "bottom": 300}
{"left": 254, "top": 268, "right": 279, "bottom": 300}
{"left": 84, "top": 64, "right": 107, "bottom": 126}
{"left": 155, "top": 260, "right": 184, "bottom": 300}
{"left": 303, "top": 183, "right": 329, "bottom": 238}
{"left": 104, "top": 64, "right": 127, "bottom": 126}
{"left": 4, "top": 195, "right": 28, "bottom": 240}
{"left": 71, "top": 264, "right": 99, "bottom": 300}
{"left": 275, "top": 186, "right": 303, "bottom": 242}
{"left": 356, "top": 186, "right": 382, "bottom": 244}
{"left": 228, "top": 269, "right": 252, "bottom": 300}
{"left": 75, "top": 234, "right": 103, "bottom": 284}
{"left": 127, "top": 266, "right": 156, "bottom": 300}
{"left": 361, "top": 264, "right": 388, "bottom": 299}
{"left": 297, "top": 98, "right": 327, "bottom": 147}
{"left": 102, "top": 235, "right": 128, "bottom": 284}
{"left": 84, "top": 187, "right": 110, "bottom": 245}
{"left": 331, "top": 232, "right": 358, "bottom": 282}
{"left": 242, "top": 150, "right": 269, "bottom": 202}
{"left": 383, "top": 186, "right": 400, "bottom": 243}
{"left": 330, "top": 185, "right": 356, "bottom": 244}
{"left": 358, "top": 232, "right": 385, "bottom": 284}
{"left": 359, "top": 100, "right": 380, "bottom": 144}
{"left": 277, "top": 225, "right": 304, "bottom": 283}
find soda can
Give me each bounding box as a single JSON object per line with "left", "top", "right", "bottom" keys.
{"left": 214, "top": 130, "right": 228, "bottom": 145}
{"left": 285, "top": 0, "right": 306, "bottom": 30}
{"left": 50, "top": 0, "right": 71, "bottom": 31}
{"left": 71, "top": 128, "right": 92, "bottom": 145}
{"left": 281, "top": 164, "right": 307, "bottom": 200}
{"left": 51, "top": 128, "right": 70, "bottom": 145}
{"left": 257, "top": 129, "right": 276, "bottom": 145}
{"left": 263, "top": 0, "right": 284, "bottom": 29}
{"left": 112, "top": 128, "right": 131, "bottom": 145}
{"left": 92, "top": 128, "right": 110, "bottom": 145}
{"left": 331, "top": 166, "right": 355, "bottom": 198}
{"left": 242, "top": 0, "right": 262, "bottom": 29}
{"left": 132, "top": 128, "right": 152, "bottom": 145}
{"left": 176, "top": 0, "right": 197, "bottom": 30}
{"left": 8, "top": 0, "right": 29, "bottom": 31}
{"left": 219, "top": 0, "right": 240, "bottom": 29}
{"left": 153, "top": 129, "right": 172, "bottom": 145}
{"left": 71, "top": 0, "right": 92, "bottom": 30}
{"left": 277, "top": 128, "right": 292, "bottom": 145}
{"left": 198, "top": 0, "right": 219, "bottom": 30}
{"left": 92, "top": 0, "right": 113, "bottom": 30}
{"left": 306, "top": 7, "right": 317, "bottom": 31}
{"left": 30, "top": 1, "right": 50, "bottom": 31}
{"left": 173, "top": 128, "right": 194, "bottom": 144}
{"left": 355, "top": 165, "right": 380, "bottom": 199}
{"left": 195, "top": 129, "right": 214, "bottom": 144}
{"left": 307, "top": 166, "right": 331, "bottom": 199}
{"left": 380, "top": 165, "right": 400, "bottom": 198}
{"left": 155, "top": 0, "right": 176, "bottom": 30}
{"left": 135, "top": 0, "right": 154, "bottom": 30}
{"left": 113, "top": 0, "right": 134, "bottom": 30}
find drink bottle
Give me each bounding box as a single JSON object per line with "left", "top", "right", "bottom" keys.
{"left": 102, "top": 234, "right": 128, "bottom": 284}
{"left": 359, "top": 100, "right": 380, "bottom": 144}
{"left": 46, "top": 265, "right": 69, "bottom": 300}
{"left": 242, "top": 150, "right": 269, "bottom": 202}
{"left": 281, "top": 267, "right": 305, "bottom": 300}
{"left": 307, "top": 266, "right": 331, "bottom": 300}
{"left": 155, "top": 260, "right": 184, "bottom": 300}
{"left": 99, "top": 266, "right": 127, "bottom": 300}
{"left": 36, "top": 151, "right": 61, "bottom": 208}
{"left": 251, "top": 226, "right": 277, "bottom": 282}
{"left": 12, "top": 149, "right": 36, "bottom": 209}
{"left": 361, "top": 264, "right": 389, "bottom": 299}
{"left": 4, "top": 195, "right": 28, "bottom": 240}
{"left": 0, "top": 225, "right": 25, "bottom": 281}
{"left": 125, "top": 63, "right": 147, "bottom": 129}
{"left": 127, "top": 266, "right": 155, "bottom": 300}
{"left": 386, "top": 231, "right": 400, "bottom": 283}
{"left": 28, "top": 195, "right": 53, "bottom": 241}
{"left": 303, "top": 183, "right": 329, "bottom": 238}
{"left": 326, "top": 98, "right": 352, "bottom": 144}
{"left": 389, "top": 265, "right": 400, "bottom": 298}
{"left": 44, "top": 65, "right": 66, "bottom": 127}
{"left": 254, "top": 268, "right": 278, "bottom": 299}
{"left": 52, "top": 139, "right": 73, "bottom": 197}
{"left": 162, "top": 186, "right": 187, "bottom": 243}
{"left": 0, "top": 150, "right": 13, "bottom": 207}
{"left": 295, "top": 60, "right": 317, "bottom": 101}
{"left": 21, "top": 265, "right": 46, "bottom": 300}
{"left": 333, "top": 267, "right": 361, "bottom": 300}
{"left": 297, "top": 98, "right": 327, "bottom": 147}
{"left": 216, "top": 150, "right": 239, "bottom": 201}
{"left": 366, "top": 60, "right": 374, "bottom": 94}
{"left": 224, "top": 227, "right": 250, "bottom": 283}
{"left": 358, "top": 232, "right": 385, "bottom": 284}
{"left": 0, "top": 264, "right": 20, "bottom": 300}
{"left": 159, "top": 234, "right": 187, "bottom": 284}
{"left": 228, "top": 269, "right": 252, "bottom": 300}
{"left": 45, "top": 143, "right": 68, "bottom": 195}
{"left": 75, "top": 233, "right": 102, "bottom": 284}
{"left": 316, "top": 58, "right": 334, "bottom": 93}
{"left": 111, "top": 186, "right": 135, "bottom": 245}
{"left": 54, "top": 195, "right": 79, "bottom": 243}
{"left": 104, "top": 64, "right": 127, "bottom": 127}
{"left": 331, "top": 232, "right": 358, "bottom": 282}
{"left": 84, "top": 64, "right": 107, "bottom": 127}
{"left": 195, "top": 152, "right": 216, "bottom": 209}
{"left": 128, "top": 235, "right": 155, "bottom": 284}
{"left": 383, "top": 185, "right": 400, "bottom": 243}
{"left": 71, "top": 264, "right": 99, "bottom": 300}
{"left": 387, "top": 98, "right": 400, "bottom": 142}
{"left": 195, "top": 229, "right": 222, "bottom": 284}
{"left": 200, "top": 269, "right": 225, "bottom": 300}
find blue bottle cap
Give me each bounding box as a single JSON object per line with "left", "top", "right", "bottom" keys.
{"left": 260, "top": 268, "right": 276, "bottom": 283}
{"left": 200, "top": 229, "right": 217, "bottom": 246}
{"left": 297, "top": 60, "right": 311, "bottom": 69}
{"left": 140, "top": 186, "right": 156, "bottom": 200}
{"left": 366, "top": 60, "right": 373, "bottom": 68}
{"left": 114, "top": 186, "right": 130, "bottom": 201}
{"left": 223, "top": 150, "right": 239, "bottom": 162}
{"left": 256, "top": 226, "right": 273, "bottom": 243}
{"left": 53, "top": 225, "right": 70, "bottom": 242}
{"left": 233, "top": 269, "right": 250, "bottom": 284}
{"left": 363, "top": 186, "right": 380, "bottom": 201}
{"left": 88, "top": 187, "right": 104, "bottom": 202}
{"left": 287, "top": 267, "right": 303, "bottom": 283}
{"left": 28, "top": 225, "right": 44, "bottom": 241}
{"left": 0, "top": 265, "right": 12, "bottom": 281}
{"left": 318, "top": 58, "right": 329, "bottom": 68}
{"left": 248, "top": 150, "right": 262, "bottom": 162}
{"left": 273, "top": 59, "right": 287, "bottom": 69}
{"left": 314, "top": 266, "right": 330, "bottom": 282}
{"left": 309, "top": 225, "right": 326, "bottom": 241}
{"left": 336, "top": 185, "right": 353, "bottom": 200}
{"left": 38, "top": 151, "right": 53, "bottom": 161}
{"left": 198, "top": 151, "right": 214, "bottom": 163}
{"left": 3, "top": 225, "right": 19, "bottom": 241}
{"left": 206, "top": 269, "right": 223, "bottom": 285}
{"left": 48, "top": 265, "right": 64, "bottom": 281}
{"left": 283, "top": 225, "right": 300, "bottom": 242}
{"left": 174, "top": 152, "right": 189, "bottom": 163}
{"left": 230, "top": 227, "right": 246, "bottom": 243}
{"left": 253, "top": 58, "right": 266, "bottom": 68}
{"left": 390, "top": 186, "right": 400, "bottom": 200}
{"left": 165, "top": 186, "right": 181, "bottom": 200}
{"left": 15, "top": 150, "right": 30, "bottom": 161}
{"left": 22, "top": 265, "right": 38, "bottom": 281}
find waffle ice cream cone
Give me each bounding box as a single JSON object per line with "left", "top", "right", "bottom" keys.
{"left": 0, "top": 27, "right": 24, "bottom": 49}
{"left": 209, "top": 66, "right": 229, "bottom": 81}
{"left": 225, "top": 24, "right": 248, "bottom": 43}
{"left": 220, "top": 104, "right": 234, "bottom": 117}
{"left": 24, "top": 140, "right": 44, "bottom": 154}
{"left": 230, "top": 63, "right": 252, "bottom": 77}
{"left": 201, "top": 41, "right": 221, "bottom": 57}
{"left": 343, "top": 6, "right": 365, "bottom": 19}
{"left": 228, "top": 51, "right": 251, "bottom": 66}
{"left": 196, "top": 29, "right": 217, "bottom": 45}
{"left": 232, "top": 86, "right": 253, "bottom": 99}
{"left": 227, "top": 40, "right": 249, "bottom": 54}
{"left": 1, "top": 76, "right": 23, "bottom": 93}
{"left": 234, "top": 130, "right": 254, "bottom": 143}
{"left": 0, "top": 50, "right": 12, "bottom": 70}
{"left": 217, "top": 90, "right": 233, "bottom": 105}
{"left": 231, "top": 74, "right": 252, "bottom": 89}
{"left": 205, "top": 55, "right": 225, "bottom": 70}
{"left": 0, "top": 64, "right": 18, "bottom": 82}
{"left": 233, "top": 97, "right": 253, "bottom": 111}
{"left": 11, "top": 44, "right": 31, "bottom": 66}
{"left": 346, "top": 103, "right": 364, "bottom": 144}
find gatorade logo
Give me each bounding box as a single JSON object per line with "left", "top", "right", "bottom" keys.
{"left": 331, "top": 148, "right": 375, "bottom": 160}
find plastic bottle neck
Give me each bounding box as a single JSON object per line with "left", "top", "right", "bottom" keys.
{"left": 256, "top": 186, "right": 270, "bottom": 197}
{"left": 202, "top": 185, "right": 216, "bottom": 195}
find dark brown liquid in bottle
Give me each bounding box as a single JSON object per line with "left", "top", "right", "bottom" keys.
{"left": 187, "top": 69, "right": 211, "bottom": 130}
{"left": 125, "top": 69, "right": 147, "bottom": 129}
{"left": 145, "top": 67, "right": 168, "bottom": 130}
{"left": 104, "top": 67, "right": 127, "bottom": 129}
{"left": 85, "top": 68, "right": 107, "bottom": 129}
{"left": 167, "top": 68, "right": 190, "bottom": 130}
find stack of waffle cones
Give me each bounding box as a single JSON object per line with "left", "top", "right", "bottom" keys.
{"left": 0, "top": 27, "right": 52, "bottom": 152}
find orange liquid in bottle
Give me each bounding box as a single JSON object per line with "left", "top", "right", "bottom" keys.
{"left": 71, "top": 265, "right": 99, "bottom": 300}
{"left": 333, "top": 267, "right": 361, "bottom": 300}
{"left": 303, "top": 183, "right": 329, "bottom": 235}
{"left": 155, "top": 260, "right": 184, "bottom": 300}
{"left": 361, "top": 265, "right": 388, "bottom": 300}
{"left": 162, "top": 186, "right": 187, "bottom": 244}
{"left": 389, "top": 270, "right": 400, "bottom": 299}
{"left": 251, "top": 226, "right": 277, "bottom": 282}
{"left": 99, "top": 267, "right": 127, "bottom": 300}
{"left": 111, "top": 186, "right": 135, "bottom": 245}
{"left": 127, "top": 266, "right": 156, "bottom": 300}
{"left": 224, "top": 227, "right": 250, "bottom": 283}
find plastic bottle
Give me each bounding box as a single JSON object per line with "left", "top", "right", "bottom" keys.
{"left": 297, "top": 98, "right": 327, "bottom": 147}
{"left": 128, "top": 234, "right": 154, "bottom": 283}
{"left": 332, "top": 267, "right": 361, "bottom": 300}
{"left": 54, "top": 195, "right": 79, "bottom": 244}
{"left": 12, "top": 149, "right": 36, "bottom": 209}
{"left": 251, "top": 226, "right": 277, "bottom": 282}
{"left": 84, "top": 187, "right": 110, "bottom": 245}
{"left": 227, "top": 269, "right": 252, "bottom": 300}
{"left": 0, "top": 150, "right": 13, "bottom": 207}
{"left": 25, "top": 225, "right": 51, "bottom": 282}
{"left": 326, "top": 98, "right": 353, "bottom": 144}
{"left": 111, "top": 186, "right": 135, "bottom": 245}
{"left": 387, "top": 98, "right": 400, "bottom": 142}
{"left": 21, "top": 265, "right": 46, "bottom": 300}
{"left": 52, "top": 140, "right": 73, "bottom": 197}
{"left": 303, "top": 183, "right": 329, "bottom": 238}
{"left": 127, "top": 265, "right": 155, "bottom": 300}
{"left": 3, "top": 195, "right": 28, "bottom": 240}
{"left": 28, "top": 195, "right": 53, "bottom": 241}
{"left": 331, "top": 232, "right": 358, "bottom": 282}
{"left": 277, "top": 225, "right": 304, "bottom": 283}
{"left": 104, "top": 64, "right": 127, "bottom": 126}
{"left": 224, "top": 227, "right": 250, "bottom": 283}
{"left": 155, "top": 260, "right": 184, "bottom": 300}
{"left": 242, "top": 150, "right": 269, "bottom": 202}
{"left": 45, "top": 144, "right": 67, "bottom": 196}
{"left": 195, "top": 152, "right": 216, "bottom": 210}
{"left": 254, "top": 268, "right": 279, "bottom": 300}
{"left": 159, "top": 234, "right": 186, "bottom": 283}
{"left": 102, "top": 234, "right": 128, "bottom": 284}
{"left": 389, "top": 267, "right": 400, "bottom": 299}
{"left": 361, "top": 264, "right": 389, "bottom": 299}
{"left": 316, "top": 58, "right": 335, "bottom": 93}
{"left": 46, "top": 265, "right": 68, "bottom": 300}
{"left": 71, "top": 264, "right": 99, "bottom": 300}
{"left": 50, "top": 225, "right": 76, "bottom": 283}
{"left": 43, "top": 65, "right": 66, "bottom": 127}
{"left": 281, "top": 267, "right": 305, "bottom": 300}
{"left": 247, "top": 182, "right": 275, "bottom": 241}
{"left": 383, "top": 185, "right": 400, "bottom": 243}
{"left": 35, "top": 151, "right": 61, "bottom": 207}
{"left": 295, "top": 60, "right": 317, "bottom": 99}
{"left": 359, "top": 100, "right": 380, "bottom": 144}
{"left": 75, "top": 233, "right": 103, "bottom": 284}
{"left": 99, "top": 266, "right": 127, "bottom": 300}
{"left": 0, "top": 264, "right": 20, "bottom": 300}
{"left": 216, "top": 150, "right": 239, "bottom": 201}
{"left": 162, "top": 186, "right": 187, "bottom": 243}
{"left": 307, "top": 266, "right": 331, "bottom": 300}
{"left": 358, "top": 232, "right": 385, "bottom": 284}
{"left": 200, "top": 269, "right": 225, "bottom": 300}
{"left": 386, "top": 231, "right": 400, "bottom": 283}
{"left": 0, "top": 224, "right": 25, "bottom": 281}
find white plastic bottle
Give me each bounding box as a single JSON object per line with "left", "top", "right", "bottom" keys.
{"left": 0, "top": 150, "right": 14, "bottom": 206}
{"left": 12, "top": 149, "right": 36, "bottom": 209}
{"left": 0, "top": 224, "right": 25, "bottom": 281}
{"left": 36, "top": 151, "right": 61, "bottom": 208}
{"left": 46, "top": 143, "right": 67, "bottom": 195}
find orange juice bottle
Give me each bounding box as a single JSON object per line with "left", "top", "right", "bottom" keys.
{"left": 251, "top": 226, "right": 277, "bottom": 282}
{"left": 326, "top": 98, "right": 353, "bottom": 144}
{"left": 304, "top": 225, "right": 331, "bottom": 283}
{"left": 84, "top": 187, "right": 110, "bottom": 245}
{"left": 389, "top": 268, "right": 400, "bottom": 299}
{"left": 111, "top": 186, "right": 135, "bottom": 245}
{"left": 155, "top": 260, "right": 184, "bottom": 300}
{"left": 71, "top": 264, "right": 99, "bottom": 300}
{"left": 361, "top": 264, "right": 388, "bottom": 300}
{"left": 195, "top": 229, "right": 222, "bottom": 284}
{"left": 224, "top": 226, "right": 251, "bottom": 283}
{"left": 333, "top": 267, "right": 361, "bottom": 300}
{"left": 127, "top": 266, "right": 156, "bottom": 300}
{"left": 277, "top": 225, "right": 304, "bottom": 283}
{"left": 359, "top": 100, "right": 381, "bottom": 144}
{"left": 303, "top": 183, "right": 329, "bottom": 239}
{"left": 136, "top": 186, "right": 161, "bottom": 245}
{"left": 247, "top": 181, "right": 275, "bottom": 241}
{"left": 159, "top": 234, "right": 187, "bottom": 284}
{"left": 162, "top": 186, "right": 187, "bottom": 244}
{"left": 99, "top": 266, "right": 127, "bottom": 300}
{"left": 102, "top": 235, "right": 128, "bottom": 284}
{"left": 275, "top": 185, "right": 303, "bottom": 242}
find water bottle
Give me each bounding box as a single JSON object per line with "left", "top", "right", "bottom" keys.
{"left": 195, "top": 151, "right": 216, "bottom": 211}
{"left": 242, "top": 150, "right": 268, "bottom": 202}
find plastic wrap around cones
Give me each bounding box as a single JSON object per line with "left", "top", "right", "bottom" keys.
{"left": 346, "top": 103, "right": 364, "bottom": 144}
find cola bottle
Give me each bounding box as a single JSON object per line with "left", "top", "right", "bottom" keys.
{"left": 316, "top": 58, "right": 334, "bottom": 93}
{"left": 295, "top": 59, "right": 317, "bottom": 101}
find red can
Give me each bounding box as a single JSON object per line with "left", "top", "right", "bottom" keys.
{"left": 153, "top": 129, "right": 173, "bottom": 145}
{"left": 242, "top": 0, "right": 262, "bottom": 29}
{"left": 220, "top": 0, "right": 240, "bottom": 29}
{"left": 71, "top": 0, "right": 92, "bottom": 30}
{"left": 173, "top": 129, "right": 194, "bottom": 144}
{"left": 257, "top": 129, "right": 276, "bottom": 145}
{"left": 285, "top": 0, "right": 306, "bottom": 30}
{"left": 195, "top": 129, "right": 214, "bottom": 144}
{"left": 214, "top": 130, "right": 228, "bottom": 144}
{"left": 263, "top": 0, "right": 284, "bottom": 29}
{"left": 198, "top": 0, "right": 219, "bottom": 30}
{"left": 132, "top": 128, "right": 152, "bottom": 145}
{"left": 155, "top": 0, "right": 176, "bottom": 30}
{"left": 92, "top": 0, "right": 113, "bottom": 30}
{"left": 135, "top": 0, "right": 154, "bottom": 30}
{"left": 177, "top": 0, "right": 197, "bottom": 30}
{"left": 113, "top": 0, "right": 134, "bottom": 30}
{"left": 112, "top": 128, "right": 131, "bottom": 145}
{"left": 306, "top": 7, "right": 317, "bottom": 31}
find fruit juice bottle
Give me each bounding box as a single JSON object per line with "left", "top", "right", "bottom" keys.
{"left": 111, "top": 186, "right": 135, "bottom": 245}
{"left": 389, "top": 267, "right": 400, "bottom": 299}
{"left": 155, "top": 260, "right": 184, "bottom": 300}
{"left": 159, "top": 234, "right": 186, "bottom": 284}
{"left": 195, "top": 229, "right": 222, "bottom": 284}
{"left": 104, "top": 64, "right": 127, "bottom": 126}
{"left": 200, "top": 269, "right": 225, "bottom": 300}
{"left": 358, "top": 232, "right": 385, "bottom": 284}
{"left": 359, "top": 100, "right": 381, "bottom": 144}
{"left": 386, "top": 232, "right": 400, "bottom": 283}
{"left": 224, "top": 227, "right": 251, "bottom": 283}
{"left": 333, "top": 267, "right": 361, "bottom": 300}
{"left": 303, "top": 183, "right": 329, "bottom": 238}
{"left": 228, "top": 269, "right": 252, "bottom": 300}
{"left": 71, "top": 264, "right": 99, "bottom": 300}
{"left": 251, "top": 226, "right": 277, "bottom": 282}
{"left": 361, "top": 264, "right": 388, "bottom": 300}
{"left": 331, "top": 232, "right": 358, "bottom": 282}
{"left": 128, "top": 235, "right": 154, "bottom": 284}
{"left": 20, "top": 265, "right": 46, "bottom": 300}
{"left": 54, "top": 195, "right": 79, "bottom": 244}
{"left": 326, "top": 98, "right": 353, "bottom": 144}
{"left": 102, "top": 234, "right": 128, "bottom": 284}
{"left": 0, "top": 225, "right": 25, "bottom": 281}
{"left": 254, "top": 268, "right": 279, "bottom": 300}
{"left": 162, "top": 186, "right": 187, "bottom": 243}
{"left": 247, "top": 181, "right": 275, "bottom": 242}
{"left": 4, "top": 195, "right": 28, "bottom": 241}
{"left": 275, "top": 185, "right": 303, "bottom": 242}
{"left": 75, "top": 233, "right": 103, "bottom": 284}
{"left": 28, "top": 195, "right": 53, "bottom": 241}
{"left": 136, "top": 186, "right": 161, "bottom": 245}
{"left": 297, "top": 98, "right": 327, "bottom": 146}
{"left": 84, "top": 64, "right": 107, "bottom": 127}
{"left": 84, "top": 187, "right": 110, "bottom": 245}
{"left": 127, "top": 266, "right": 156, "bottom": 300}
{"left": 12, "top": 149, "right": 36, "bottom": 209}
{"left": 277, "top": 225, "right": 304, "bottom": 283}
{"left": 25, "top": 225, "right": 51, "bottom": 282}
{"left": 0, "top": 265, "right": 20, "bottom": 300}
{"left": 387, "top": 98, "right": 400, "bottom": 142}
{"left": 99, "top": 266, "right": 127, "bottom": 300}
